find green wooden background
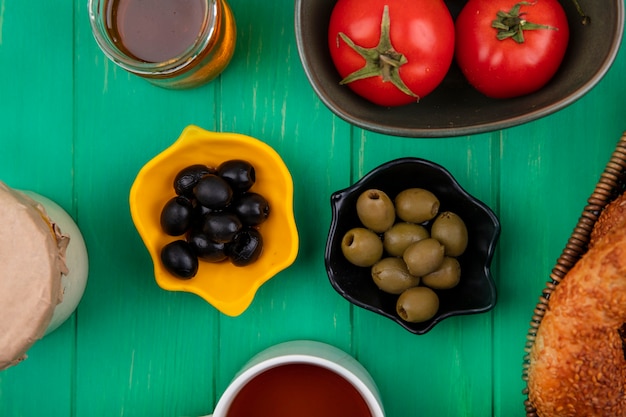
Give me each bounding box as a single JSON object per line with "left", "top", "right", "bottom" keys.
{"left": 0, "top": 1, "right": 624, "bottom": 416}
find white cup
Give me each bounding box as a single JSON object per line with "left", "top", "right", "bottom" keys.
{"left": 202, "top": 340, "right": 385, "bottom": 417}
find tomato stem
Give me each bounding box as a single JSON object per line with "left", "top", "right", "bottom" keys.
{"left": 337, "top": 5, "right": 419, "bottom": 100}
{"left": 569, "top": 0, "right": 591, "bottom": 25}
{"left": 492, "top": 1, "right": 559, "bottom": 43}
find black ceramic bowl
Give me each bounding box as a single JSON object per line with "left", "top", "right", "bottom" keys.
{"left": 295, "top": 0, "right": 624, "bottom": 138}
{"left": 325, "top": 158, "right": 500, "bottom": 334}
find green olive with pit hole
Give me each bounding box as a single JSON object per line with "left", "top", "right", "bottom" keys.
{"left": 341, "top": 227, "right": 384, "bottom": 267}
{"left": 422, "top": 256, "right": 461, "bottom": 289}
{"left": 371, "top": 257, "right": 420, "bottom": 294}
{"left": 431, "top": 211, "right": 468, "bottom": 257}
{"left": 396, "top": 286, "right": 439, "bottom": 323}
{"left": 383, "top": 222, "right": 430, "bottom": 257}
{"left": 402, "top": 238, "right": 445, "bottom": 277}
{"left": 356, "top": 189, "right": 395, "bottom": 233}
{"left": 394, "top": 188, "right": 440, "bottom": 223}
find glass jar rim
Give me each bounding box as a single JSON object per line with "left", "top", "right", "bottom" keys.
{"left": 88, "top": 0, "right": 219, "bottom": 76}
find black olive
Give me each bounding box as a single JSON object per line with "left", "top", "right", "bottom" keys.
{"left": 227, "top": 228, "right": 263, "bottom": 266}
{"left": 160, "top": 196, "right": 194, "bottom": 236}
{"left": 187, "top": 229, "right": 228, "bottom": 262}
{"left": 193, "top": 174, "right": 233, "bottom": 209}
{"left": 217, "top": 159, "right": 256, "bottom": 193}
{"left": 173, "top": 164, "right": 214, "bottom": 197}
{"left": 231, "top": 192, "right": 270, "bottom": 226}
{"left": 202, "top": 211, "right": 242, "bottom": 243}
{"left": 160, "top": 240, "right": 198, "bottom": 279}
{"left": 191, "top": 203, "right": 213, "bottom": 227}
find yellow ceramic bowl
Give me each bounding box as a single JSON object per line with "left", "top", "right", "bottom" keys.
{"left": 129, "top": 125, "right": 299, "bottom": 316}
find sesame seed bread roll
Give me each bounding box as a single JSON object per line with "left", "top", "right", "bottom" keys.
{"left": 527, "top": 193, "right": 626, "bottom": 417}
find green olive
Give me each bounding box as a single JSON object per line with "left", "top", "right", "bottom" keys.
{"left": 394, "top": 188, "right": 440, "bottom": 223}
{"left": 341, "top": 227, "right": 383, "bottom": 267}
{"left": 402, "top": 238, "right": 445, "bottom": 277}
{"left": 396, "top": 286, "right": 439, "bottom": 323}
{"left": 356, "top": 189, "right": 395, "bottom": 233}
{"left": 422, "top": 256, "right": 461, "bottom": 290}
{"left": 371, "top": 257, "right": 420, "bottom": 294}
{"left": 431, "top": 211, "right": 468, "bottom": 257}
{"left": 383, "top": 222, "right": 430, "bottom": 257}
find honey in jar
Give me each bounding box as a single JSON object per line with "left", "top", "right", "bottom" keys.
{"left": 88, "top": 0, "right": 236, "bottom": 89}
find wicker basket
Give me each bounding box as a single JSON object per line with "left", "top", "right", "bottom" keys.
{"left": 521, "top": 132, "right": 626, "bottom": 417}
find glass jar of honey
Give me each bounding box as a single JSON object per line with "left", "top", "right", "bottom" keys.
{"left": 88, "top": 0, "right": 236, "bottom": 89}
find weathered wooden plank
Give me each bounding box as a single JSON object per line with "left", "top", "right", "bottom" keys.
{"left": 0, "top": 1, "right": 75, "bottom": 415}
{"left": 211, "top": 0, "right": 354, "bottom": 405}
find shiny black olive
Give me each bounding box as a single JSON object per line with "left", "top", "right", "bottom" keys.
{"left": 187, "top": 229, "right": 228, "bottom": 262}
{"left": 227, "top": 228, "right": 263, "bottom": 266}
{"left": 193, "top": 174, "right": 233, "bottom": 209}
{"left": 160, "top": 240, "right": 198, "bottom": 279}
{"left": 202, "top": 211, "right": 242, "bottom": 243}
{"left": 160, "top": 196, "right": 194, "bottom": 236}
{"left": 191, "top": 203, "right": 213, "bottom": 227}
{"left": 231, "top": 192, "right": 270, "bottom": 226}
{"left": 173, "top": 164, "right": 214, "bottom": 197}
{"left": 217, "top": 160, "right": 256, "bottom": 193}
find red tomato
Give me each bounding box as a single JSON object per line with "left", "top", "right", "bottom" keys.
{"left": 455, "top": 0, "right": 569, "bottom": 99}
{"left": 328, "top": 0, "right": 455, "bottom": 107}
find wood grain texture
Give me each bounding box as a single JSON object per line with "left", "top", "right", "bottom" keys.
{"left": 0, "top": 0, "right": 625, "bottom": 416}
{"left": 0, "top": 1, "right": 75, "bottom": 416}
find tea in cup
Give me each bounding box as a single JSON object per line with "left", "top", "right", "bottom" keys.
{"left": 203, "top": 340, "right": 385, "bottom": 417}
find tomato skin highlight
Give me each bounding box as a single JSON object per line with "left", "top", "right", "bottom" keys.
{"left": 328, "top": 0, "right": 455, "bottom": 107}
{"left": 455, "top": 0, "right": 569, "bottom": 99}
